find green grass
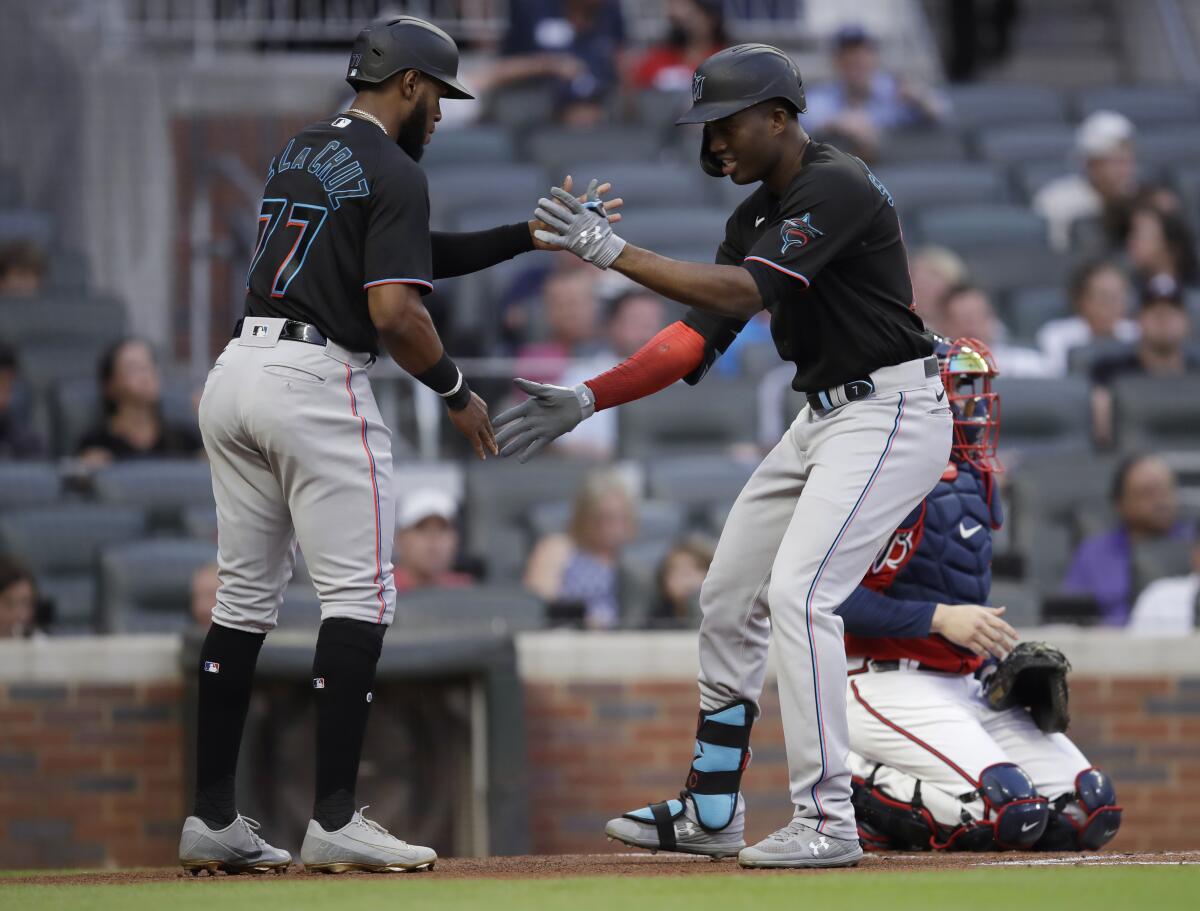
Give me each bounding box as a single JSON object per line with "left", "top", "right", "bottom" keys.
{"left": 1, "top": 868, "right": 1197, "bottom": 911}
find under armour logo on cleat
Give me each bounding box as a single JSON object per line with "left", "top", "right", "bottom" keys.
{"left": 676, "top": 821, "right": 700, "bottom": 838}
{"left": 810, "top": 835, "right": 831, "bottom": 855}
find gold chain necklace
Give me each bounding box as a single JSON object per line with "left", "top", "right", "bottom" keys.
{"left": 345, "top": 108, "right": 388, "bottom": 136}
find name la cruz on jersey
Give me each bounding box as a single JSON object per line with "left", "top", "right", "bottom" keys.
{"left": 266, "top": 129, "right": 369, "bottom": 210}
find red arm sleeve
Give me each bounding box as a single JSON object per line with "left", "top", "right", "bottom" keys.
{"left": 583, "top": 321, "right": 706, "bottom": 411}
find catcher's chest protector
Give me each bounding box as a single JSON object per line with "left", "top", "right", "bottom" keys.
{"left": 887, "top": 464, "right": 1001, "bottom": 607}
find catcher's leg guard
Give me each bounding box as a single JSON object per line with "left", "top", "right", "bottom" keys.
{"left": 851, "top": 768, "right": 939, "bottom": 851}
{"left": 685, "top": 700, "right": 754, "bottom": 831}
{"left": 937, "top": 763, "right": 1048, "bottom": 851}
{"left": 1035, "top": 768, "right": 1122, "bottom": 851}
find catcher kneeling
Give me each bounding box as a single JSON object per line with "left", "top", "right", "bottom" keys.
{"left": 834, "top": 339, "right": 1121, "bottom": 852}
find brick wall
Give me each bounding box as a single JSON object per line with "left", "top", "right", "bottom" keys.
{"left": 0, "top": 683, "right": 184, "bottom": 868}
{"left": 525, "top": 675, "right": 1200, "bottom": 854}
{"left": 1, "top": 669, "right": 1197, "bottom": 868}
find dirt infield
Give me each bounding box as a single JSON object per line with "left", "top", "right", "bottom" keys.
{"left": 4, "top": 850, "right": 1198, "bottom": 886}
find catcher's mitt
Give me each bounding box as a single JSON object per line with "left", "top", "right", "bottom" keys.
{"left": 983, "top": 641, "right": 1072, "bottom": 733}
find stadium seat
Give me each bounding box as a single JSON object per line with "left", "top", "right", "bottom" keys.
{"left": 45, "top": 248, "right": 92, "bottom": 292}
{"left": 421, "top": 126, "right": 516, "bottom": 167}
{"left": 1131, "top": 536, "right": 1193, "bottom": 603}
{"left": 916, "top": 205, "right": 1047, "bottom": 250}
{"left": 0, "top": 168, "right": 20, "bottom": 208}
{"left": 1066, "top": 338, "right": 1134, "bottom": 376}
{"left": 486, "top": 81, "right": 557, "bottom": 130}
{"left": 618, "top": 378, "right": 758, "bottom": 459}
{"left": 1111, "top": 374, "right": 1200, "bottom": 450}
{"left": 394, "top": 585, "right": 546, "bottom": 634}
{"left": 0, "top": 293, "right": 126, "bottom": 348}
{"left": 0, "top": 504, "right": 147, "bottom": 576}
{"left": 1077, "top": 85, "right": 1200, "bottom": 126}
{"left": 464, "top": 458, "right": 605, "bottom": 583}
{"left": 1014, "top": 161, "right": 1075, "bottom": 201}
{"left": 528, "top": 498, "right": 686, "bottom": 556}
{"left": 946, "top": 84, "right": 1068, "bottom": 128}
{"left": 557, "top": 161, "right": 714, "bottom": 208}
{"left": 98, "top": 538, "right": 217, "bottom": 634}
{"left": 993, "top": 376, "right": 1091, "bottom": 453}
{"left": 988, "top": 578, "right": 1040, "bottom": 628}
{"left": 0, "top": 209, "right": 54, "bottom": 246}
{"left": 1137, "top": 126, "right": 1200, "bottom": 170}
{"left": 92, "top": 459, "right": 214, "bottom": 531}
{"left": 960, "top": 247, "right": 1070, "bottom": 298}
{"left": 36, "top": 574, "right": 98, "bottom": 633}
{"left": 426, "top": 164, "right": 545, "bottom": 228}
{"left": 973, "top": 124, "right": 1076, "bottom": 165}
{"left": 644, "top": 453, "right": 757, "bottom": 523}
{"left": 1005, "top": 286, "right": 1070, "bottom": 342}
{"left": 875, "top": 128, "right": 970, "bottom": 165}
{"left": 524, "top": 127, "right": 665, "bottom": 172}
{"left": 0, "top": 461, "right": 61, "bottom": 510}
{"left": 613, "top": 207, "right": 729, "bottom": 252}
{"left": 876, "top": 163, "right": 1008, "bottom": 215}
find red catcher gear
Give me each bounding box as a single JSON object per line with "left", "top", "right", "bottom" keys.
{"left": 939, "top": 337, "right": 1002, "bottom": 475}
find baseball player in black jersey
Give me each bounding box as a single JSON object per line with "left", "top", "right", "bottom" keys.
{"left": 180, "top": 17, "right": 623, "bottom": 875}
{"left": 495, "top": 44, "right": 952, "bottom": 867}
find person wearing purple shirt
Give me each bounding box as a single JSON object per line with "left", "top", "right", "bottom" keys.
{"left": 1063, "top": 452, "right": 1194, "bottom": 625}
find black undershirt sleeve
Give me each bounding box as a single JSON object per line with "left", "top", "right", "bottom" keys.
{"left": 430, "top": 223, "right": 534, "bottom": 279}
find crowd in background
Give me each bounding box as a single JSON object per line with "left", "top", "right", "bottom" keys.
{"left": 2, "top": 1, "right": 1199, "bottom": 639}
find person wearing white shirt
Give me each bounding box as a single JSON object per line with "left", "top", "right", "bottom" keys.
{"left": 1128, "top": 539, "right": 1200, "bottom": 635}
{"left": 1037, "top": 261, "right": 1139, "bottom": 375}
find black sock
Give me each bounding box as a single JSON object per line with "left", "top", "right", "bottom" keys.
{"left": 312, "top": 617, "right": 386, "bottom": 831}
{"left": 192, "top": 623, "right": 266, "bottom": 828}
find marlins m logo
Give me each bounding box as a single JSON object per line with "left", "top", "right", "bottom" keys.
{"left": 780, "top": 212, "right": 824, "bottom": 254}
{"left": 692, "top": 73, "right": 706, "bottom": 102}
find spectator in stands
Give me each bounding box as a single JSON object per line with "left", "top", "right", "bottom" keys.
{"left": 191, "top": 562, "right": 219, "bottom": 628}
{"left": 1090, "top": 274, "right": 1198, "bottom": 447}
{"left": 0, "top": 341, "right": 44, "bottom": 459}
{"left": 524, "top": 469, "right": 638, "bottom": 629}
{"left": 0, "top": 554, "right": 38, "bottom": 639}
{"left": 75, "top": 337, "right": 203, "bottom": 468}
{"left": 1126, "top": 203, "right": 1199, "bottom": 288}
{"left": 631, "top": 0, "right": 727, "bottom": 93}
{"left": 556, "top": 288, "right": 668, "bottom": 457}
{"left": 908, "top": 245, "right": 967, "bottom": 332}
{"left": 515, "top": 267, "right": 604, "bottom": 384}
{"left": 648, "top": 534, "right": 715, "bottom": 628}
{"left": 940, "top": 283, "right": 1050, "bottom": 377}
{"left": 493, "top": 0, "right": 626, "bottom": 127}
{"left": 1128, "top": 537, "right": 1200, "bottom": 635}
{"left": 803, "top": 25, "right": 946, "bottom": 162}
{"left": 393, "top": 490, "right": 474, "bottom": 593}
{"left": 0, "top": 239, "right": 46, "bottom": 297}
{"left": 1033, "top": 111, "right": 1138, "bottom": 254}
{"left": 1037, "top": 261, "right": 1138, "bottom": 376}
{"left": 1063, "top": 453, "right": 1194, "bottom": 627}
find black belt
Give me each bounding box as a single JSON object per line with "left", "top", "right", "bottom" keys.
{"left": 806, "top": 356, "right": 939, "bottom": 415}
{"left": 233, "top": 317, "right": 327, "bottom": 347}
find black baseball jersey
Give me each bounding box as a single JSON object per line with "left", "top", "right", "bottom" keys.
{"left": 684, "top": 139, "right": 931, "bottom": 393}
{"left": 244, "top": 115, "right": 432, "bottom": 354}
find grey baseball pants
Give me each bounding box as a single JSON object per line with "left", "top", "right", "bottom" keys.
{"left": 696, "top": 355, "right": 952, "bottom": 840}
{"left": 198, "top": 317, "right": 395, "bottom": 633}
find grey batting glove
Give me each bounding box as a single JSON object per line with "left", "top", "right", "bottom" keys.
{"left": 492, "top": 377, "right": 596, "bottom": 463}
{"left": 533, "top": 180, "right": 627, "bottom": 269}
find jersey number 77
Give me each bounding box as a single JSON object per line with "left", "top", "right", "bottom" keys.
{"left": 246, "top": 197, "right": 329, "bottom": 298}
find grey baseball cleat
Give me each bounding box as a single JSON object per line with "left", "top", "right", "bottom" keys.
{"left": 738, "top": 816, "right": 863, "bottom": 868}
{"left": 605, "top": 793, "right": 745, "bottom": 858}
{"left": 179, "top": 815, "right": 291, "bottom": 875}
{"left": 300, "top": 808, "right": 437, "bottom": 873}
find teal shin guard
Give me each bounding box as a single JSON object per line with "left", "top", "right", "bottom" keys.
{"left": 686, "top": 700, "right": 754, "bottom": 831}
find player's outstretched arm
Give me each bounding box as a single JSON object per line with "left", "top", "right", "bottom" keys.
{"left": 533, "top": 184, "right": 762, "bottom": 319}
{"left": 493, "top": 320, "right": 706, "bottom": 462}
{"left": 367, "top": 283, "right": 498, "bottom": 460}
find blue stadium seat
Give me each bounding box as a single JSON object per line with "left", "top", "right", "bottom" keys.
{"left": 634, "top": 89, "right": 692, "bottom": 129}
{"left": 1111, "top": 374, "right": 1200, "bottom": 450}
{"left": 0, "top": 293, "right": 126, "bottom": 347}
{"left": 92, "top": 459, "right": 214, "bottom": 531}
{"left": 645, "top": 455, "right": 756, "bottom": 520}
{"left": 961, "top": 247, "right": 1070, "bottom": 298}
{"left": 45, "top": 248, "right": 92, "bottom": 292}
{"left": 1014, "top": 161, "right": 1075, "bottom": 201}
{"left": 37, "top": 574, "right": 98, "bottom": 633}
{"left": 558, "top": 161, "right": 714, "bottom": 208}
{"left": 974, "top": 124, "right": 1076, "bottom": 165}
{"left": 421, "top": 126, "right": 516, "bottom": 167}
{"left": 618, "top": 378, "right": 758, "bottom": 459}
{"left": 1137, "top": 126, "right": 1200, "bottom": 169}
{"left": 876, "top": 163, "right": 1008, "bottom": 215}
{"left": 98, "top": 538, "right": 216, "bottom": 634}
{"left": 1006, "top": 286, "right": 1070, "bottom": 342}
{"left": 947, "top": 84, "right": 1068, "bottom": 128}
{"left": 487, "top": 82, "right": 557, "bottom": 130}
{"left": 993, "top": 376, "right": 1091, "bottom": 454}
{"left": 0, "top": 209, "right": 53, "bottom": 246}
{"left": 1077, "top": 86, "right": 1200, "bottom": 126}
{"left": 426, "top": 164, "right": 545, "bottom": 229}
{"left": 394, "top": 586, "right": 546, "bottom": 633}
{"left": 876, "top": 128, "right": 970, "bottom": 164}
{"left": 614, "top": 206, "right": 728, "bottom": 250}
{"left": 916, "top": 205, "right": 1047, "bottom": 250}
{"left": 0, "top": 461, "right": 61, "bottom": 510}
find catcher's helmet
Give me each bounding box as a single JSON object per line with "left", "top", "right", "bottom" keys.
{"left": 346, "top": 16, "right": 474, "bottom": 99}
{"left": 935, "top": 335, "right": 1002, "bottom": 474}
{"left": 676, "top": 44, "right": 806, "bottom": 176}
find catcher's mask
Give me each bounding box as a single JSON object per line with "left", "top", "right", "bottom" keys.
{"left": 936, "top": 336, "right": 1002, "bottom": 474}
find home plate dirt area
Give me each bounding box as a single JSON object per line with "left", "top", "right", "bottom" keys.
{"left": 4, "top": 850, "right": 1198, "bottom": 885}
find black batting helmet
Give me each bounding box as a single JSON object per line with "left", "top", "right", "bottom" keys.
{"left": 677, "top": 44, "right": 806, "bottom": 177}
{"left": 346, "top": 16, "right": 474, "bottom": 99}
